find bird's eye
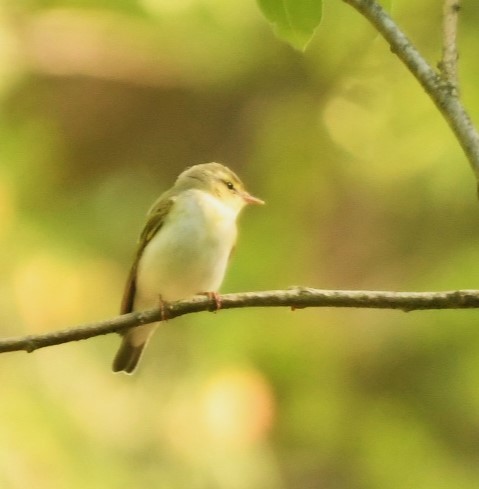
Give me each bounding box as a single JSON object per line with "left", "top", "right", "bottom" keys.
{"left": 225, "top": 181, "right": 235, "bottom": 191}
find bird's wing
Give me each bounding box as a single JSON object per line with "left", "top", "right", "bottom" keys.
{"left": 120, "top": 196, "right": 175, "bottom": 314}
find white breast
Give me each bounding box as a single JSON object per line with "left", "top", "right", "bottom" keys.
{"left": 134, "top": 189, "right": 238, "bottom": 310}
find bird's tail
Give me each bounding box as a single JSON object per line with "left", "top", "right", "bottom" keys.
{"left": 112, "top": 324, "right": 156, "bottom": 374}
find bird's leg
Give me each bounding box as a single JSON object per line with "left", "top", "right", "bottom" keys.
{"left": 158, "top": 294, "right": 169, "bottom": 322}
{"left": 200, "top": 291, "right": 222, "bottom": 312}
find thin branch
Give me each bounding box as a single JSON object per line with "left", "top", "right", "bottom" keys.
{"left": 342, "top": 0, "right": 479, "bottom": 185}
{"left": 3, "top": 287, "right": 479, "bottom": 355}
{"left": 440, "top": 0, "right": 460, "bottom": 92}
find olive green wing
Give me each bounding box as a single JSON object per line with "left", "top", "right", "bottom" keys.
{"left": 120, "top": 196, "right": 175, "bottom": 314}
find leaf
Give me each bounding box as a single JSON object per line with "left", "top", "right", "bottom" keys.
{"left": 257, "top": 0, "right": 323, "bottom": 51}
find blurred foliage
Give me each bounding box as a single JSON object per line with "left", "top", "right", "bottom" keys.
{"left": 1, "top": 0, "right": 479, "bottom": 487}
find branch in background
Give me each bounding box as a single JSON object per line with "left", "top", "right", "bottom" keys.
{"left": 3, "top": 287, "right": 479, "bottom": 355}
{"left": 342, "top": 0, "right": 479, "bottom": 186}
{"left": 440, "top": 0, "right": 460, "bottom": 92}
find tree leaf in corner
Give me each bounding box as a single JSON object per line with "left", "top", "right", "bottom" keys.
{"left": 257, "top": 0, "right": 323, "bottom": 51}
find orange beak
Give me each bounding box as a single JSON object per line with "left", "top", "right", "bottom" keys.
{"left": 241, "top": 191, "right": 265, "bottom": 205}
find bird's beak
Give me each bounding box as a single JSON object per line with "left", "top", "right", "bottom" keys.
{"left": 241, "top": 191, "right": 265, "bottom": 205}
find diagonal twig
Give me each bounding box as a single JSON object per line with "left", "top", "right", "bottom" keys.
{"left": 342, "top": 0, "right": 479, "bottom": 186}
{"left": 440, "top": 0, "right": 461, "bottom": 93}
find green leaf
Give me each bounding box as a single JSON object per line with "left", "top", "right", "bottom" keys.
{"left": 257, "top": 0, "right": 323, "bottom": 51}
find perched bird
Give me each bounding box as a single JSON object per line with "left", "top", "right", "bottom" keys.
{"left": 112, "top": 162, "right": 264, "bottom": 373}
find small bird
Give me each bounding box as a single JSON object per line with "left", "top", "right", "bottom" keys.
{"left": 112, "top": 162, "right": 264, "bottom": 373}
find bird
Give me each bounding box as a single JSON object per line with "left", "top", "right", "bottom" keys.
{"left": 112, "top": 162, "right": 264, "bottom": 373}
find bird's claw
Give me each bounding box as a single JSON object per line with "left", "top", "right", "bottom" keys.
{"left": 158, "top": 295, "right": 169, "bottom": 321}
{"left": 201, "top": 291, "right": 222, "bottom": 312}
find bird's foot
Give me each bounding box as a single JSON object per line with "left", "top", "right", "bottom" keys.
{"left": 200, "top": 291, "right": 222, "bottom": 312}
{"left": 158, "top": 295, "right": 169, "bottom": 321}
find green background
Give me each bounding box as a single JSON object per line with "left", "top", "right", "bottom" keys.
{"left": 1, "top": 0, "right": 479, "bottom": 487}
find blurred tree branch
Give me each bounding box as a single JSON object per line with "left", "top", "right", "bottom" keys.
{"left": 3, "top": 287, "right": 479, "bottom": 354}
{"left": 342, "top": 0, "right": 479, "bottom": 185}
